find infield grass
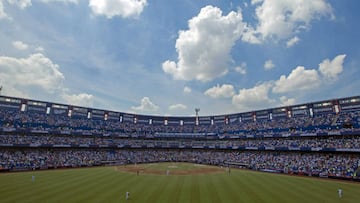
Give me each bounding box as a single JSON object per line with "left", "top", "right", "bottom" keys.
{"left": 0, "top": 163, "right": 359, "bottom": 203}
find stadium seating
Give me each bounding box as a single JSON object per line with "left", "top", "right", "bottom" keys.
{"left": 0, "top": 95, "right": 359, "bottom": 181}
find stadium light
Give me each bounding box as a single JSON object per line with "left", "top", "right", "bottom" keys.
{"left": 195, "top": 108, "right": 200, "bottom": 117}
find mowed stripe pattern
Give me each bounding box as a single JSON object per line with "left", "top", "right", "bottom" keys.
{"left": 0, "top": 164, "right": 359, "bottom": 203}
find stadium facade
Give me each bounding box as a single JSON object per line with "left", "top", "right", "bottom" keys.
{"left": 0, "top": 95, "right": 359, "bottom": 181}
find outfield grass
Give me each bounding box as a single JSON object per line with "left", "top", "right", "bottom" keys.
{"left": 0, "top": 163, "right": 359, "bottom": 203}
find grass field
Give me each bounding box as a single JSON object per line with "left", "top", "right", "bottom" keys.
{"left": 0, "top": 163, "right": 359, "bottom": 203}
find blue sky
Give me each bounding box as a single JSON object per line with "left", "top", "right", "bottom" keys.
{"left": 0, "top": 0, "right": 359, "bottom": 116}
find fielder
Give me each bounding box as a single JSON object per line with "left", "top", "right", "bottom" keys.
{"left": 126, "top": 191, "right": 130, "bottom": 201}
{"left": 338, "top": 188, "right": 343, "bottom": 198}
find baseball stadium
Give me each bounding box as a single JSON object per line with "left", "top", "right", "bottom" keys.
{"left": 0, "top": 95, "right": 360, "bottom": 202}
{"left": 2, "top": 0, "right": 360, "bottom": 203}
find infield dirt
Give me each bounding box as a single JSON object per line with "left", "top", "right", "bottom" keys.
{"left": 117, "top": 163, "right": 225, "bottom": 175}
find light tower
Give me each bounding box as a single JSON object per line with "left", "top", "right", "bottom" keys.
{"left": 195, "top": 108, "right": 200, "bottom": 125}
{"left": 195, "top": 108, "right": 200, "bottom": 117}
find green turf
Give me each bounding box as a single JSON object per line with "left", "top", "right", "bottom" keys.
{"left": 0, "top": 163, "right": 359, "bottom": 203}
{"left": 136, "top": 162, "right": 217, "bottom": 172}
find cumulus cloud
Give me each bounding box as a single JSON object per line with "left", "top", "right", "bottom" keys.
{"left": 319, "top": 54, "right": 346, "bottom": 80}
{"left": 131, "top": 97, "right": 159, "bottom": 112}
{"left": 0, "top": 53, "right": 64, "bottom": 94}
{"left": 279, "top": 96, "right": 296, "bottom": 106}
{"left": 0, "top": 53, "right": 93, "bottom": 106}
{"left": 264, "top": 59, "right": 275, "bottom": 70}
{"left": 163, "top": 1, "right": 336, "bottom": 81}
{"left": 273, "top": 54, "right": 345, "bottom": 94}
{"left": 162, "top": 5, "right": 246, "bottom": 82}
{"left": 286, "top": 36, "right": 300, "bottom": 47}
{"left": 169, "top": 103, "right": 187, "bottom": 111}
{"left": 89, "top": 0, "right": 147, "bottom": 19}
{"left": 241, "top": 24, "right": 262, "bottom": 44}
{"left": 232, "top": 82, "right": 275, "bottom": 110}
{"left": 12, "top": 40, "right": 29, "bottom": 50}
{"left": 62, "top": 93, "right": 93, "bottom": 107}
{"left": 204, "top": 84, "right": 235, "bottom": 99}
{"left": 183, "top": 86, "right": 192, "bottom": 93}
{"left": 251, "top": 0, "right": 334, "bottom": 41}
{"left": 231, "top": 54, "right": 346, "bottom": 111}
{"left": 235, "top": 62, "right": 247, "bottom": 74}
{"left": 1, "top": 1, "right": 136, "bottom": 20}
{"left": 273, "top": 66, "right": 320, "bottom": 93}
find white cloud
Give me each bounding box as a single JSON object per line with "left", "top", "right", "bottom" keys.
{"left": 273, "top": 66, "right": 320, "bottom": 93}
{"left": 252, "top": 0, "right": 334, "bottom": 41}
{"left": 0, "top": 53, "right": 64, "bottom": 94}
{"left": 264, "top": 59, "right": 275, "bottom": 70}
{"left": 7, "top": 0, "right": 32, "bottom": 9}
{"left": 162, "top": 5, "right": 246, "bottom": 82}
{"left": 35, "top": 46, "right": 45, "bottom": 52}
{"left": 241, "top": 24, "right": 262, "bottom": 44}
{"left": 273, "top": 54, "right": 346, "bottom": 94}
{"left": 319, "top": 54, "right": 346, "bottom": 80}
{"left": 0, "top": 1, "right": 8, "bottom": 19}
{"left": 232, "top": 82, "right": 275, "bottom": 110}
{"left": 204, "top": 84, "right": 235, "bottom": 99}
{"left": 131, "top": 97, "right": 159, "bottom": 112}
{"left": 230, "top": 54, "right": 346, "bottom": 113}
{"left": 169, "top": 103, "right": 187, "bottom": 111}
{"left": 1, "top": 0, "right": 78, "bottom": 20}
{"left": 235, "top": 62, "right": 247, "bottom": 74}
{"left": 183, "top": 86, "right": 192, "bottom": 93}
{"left": 40, "top": 0, "right": 78, "bottom": 3}
{"left": 62, "top": 93, "right": 93, "bottom": 107}
{"left": 0, "top": 53, "right": 93, "bottom": 106}
{"left": 286, "top": 36, "right": 300, "bottom": 47}
{"left": 279, "top": 96, "right": 296, "bottom": 106}
{"left": 12, "top": 40, "right": 29, "bottom": 50}
{"left": 251, "top": 0, "right": 263, "bottom": 4}
{"left": 9, "top": 0, "right": 78, "bottom": 6}
{"left": 89, "top": 0, "right": 147, "bottom": 19}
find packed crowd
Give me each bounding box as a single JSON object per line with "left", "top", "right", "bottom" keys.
{"left": 1, "top": 107, "right": 359, "bottom": 137}
{"left": 0, "top": 134, "right": 360, "bottom": 150}
{"left": 0, "top": 149, "right": 359, "bottom": 178}
{"left": 1, "top": 99, "right": 360, "bottom": 181}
